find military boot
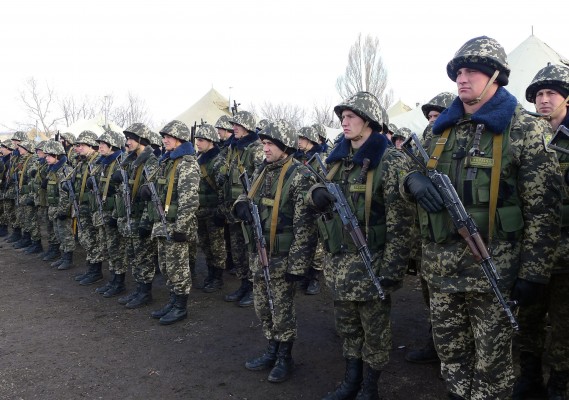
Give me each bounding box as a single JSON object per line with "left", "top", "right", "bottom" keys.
{"left": 13, "top": 231, "right": 32, "bottom": 249}
{"left": 50, "top": 256, "right": 64, "bottom": 268}
{"left": 224, "top": 278, "right": 250, "bottom": 302}
{"left": 57, "top": 251, "right": 74, "bottom": 270}
{"left": 203, "top": 268, "right": 224, "bottom": 293}
{"left": 151, "top": 292, "right": 176, "bottom": 319}
{"left": 118, "top": 286, "right": 140, "bottom": 305}
{"left": 198, "top": 267, "right": 214, "bottom": 291}
{"left": 547, "top": 369, "right": 568, "bottom": 400}
{"left": 42, "top": 244, "right": 61, "bottom": 262}
{"left": 79, "top": 262, "right": 103, "bottom": 285}
{"left": 267, "top": 342, "right": 294, "bottom": 383}
{"left": 245, "top": 340, "right": 279, "bottom": 371}
{"left": 0, "top": 225, "right": 8, "bottom": 237}
{"left": 354, "top": 365, "right": 380, "bottom": 400}
{"left": 322, "top": 358, "right": 363, "bottom": 400}
{"left": 306, "top": 270, "right": 321, "bottom": 295}
{"left": 159, "top": 293, "right": 188, "bottom": 325}
{"left": 5, "top": 227, "right": 21, "bottom": 243}
{"left": 447, "top": 393, "right": 466, "bottom": 400}
{"left": 405, "top": 326, "right": 439, "bottom": 364}
{"left": 512, "top": 352, "right": 546, "bottom": 399}
{"left": 125, "top": 282, "right": 152, "bottom": 309}
{"left": 103, "top": 273, "right": 126, "bottom": 298}
{"left": 74, "top": 261, "right": 92, "bottom": 281}
{"left": 96, "top": 272, "right": 116, "bottom": 294}
{"left": 24, "top": 240, "right": 43, "bottom": 255}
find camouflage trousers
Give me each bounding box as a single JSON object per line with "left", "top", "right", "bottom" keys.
{"left": 157, "top": 237, "right": 193, "bottom": 296}
{"left": 0, "top": 199, "right": 6, "bottom": 226}
{"left": 40, "top": 207, "right": 59, "bottom": 245}
{"left": 100, "top": 224, "right": 127, "bottom": 274}
{"left": 126, "top": 234, "right": 157, "bottom": 284}
{"left": 53, "top": 216, "right": 75, "bottom": 253}
{"left": 2, "top": 199, "right": 14, "bottom": 229}
{"left": 430, "top": 289, "right": 514, "bottom": 400}
{"left": 77, "top": 207, "right": 105, "bottom": 263}
{"left": 13, "top": 201, "right": 23, "bottom": 229}
{"left": 228, "top": 222, "right": 250, "bottom": 280}
{"left": 334, "top": 297, "right": 393, "bottom": 370}
{"left": 20, "top": 205, "right": 41, "bottom": 241}
{"left": 253, "top": 258, "right": 297, "bottom": 342}
{"left": 516, "top": 272, "right": 569, "bottom": 371}
{"left": 197, "top": 217, "right": 226, "bottom": 270}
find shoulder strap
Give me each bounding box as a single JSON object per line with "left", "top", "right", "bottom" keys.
{"left": 164, "top": 158, "right": 181, "bottom": 214}
{"left": 101, "top": 159, "right": 117, "bottom": 201}
{"left": 364, "top": 169, "right": 374, "bottom": 237}
{"left": 426, "top": 128, "right": 452, "bottom": 170}
{"left": 488, "top": 133, "right": 503, "bottom": 244}
{"left": 200, "top": 164, "right": 217, "bottom": 191}
{"left": 269, "top": 158, "right": 293, "bottom": 255}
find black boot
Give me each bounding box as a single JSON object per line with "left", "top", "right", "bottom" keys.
{"left": 126, "top": 282, "right": 152, "bottom": 309}
{"left": 103, "top": 273, "right": 126, "bottom": 298}
{"left": 512, "top": 352, "right": 546, "bottom": 399}
{"left": 198, "top": 267, "right": 214, "bottom": 291}
{"left": 203, "top": 268, "right": 224, "bottom": 293}
{"left": 118, "top": 285, "right": 140, "bottom": 305}
{"left": 24, "top": 240, "right": 43, "bottom": 254}
{"left": 13, "top": 231, "right": 32, "bottom": 249}
{"left": 224, "top": 278, "right": 250, "bottom": 302}
{"left": 239, "top": 285, "right": 254, "bottom": 307}
{"left": 447, "top": 394, "right": 466, "bottom": 400}
{"left": 151, "top": 292, "right": 176, "bottom": 319}
{"left": 42, "top": 244, "right": 61, "bottom": 262}
{"left": 547, "top": 369, "right": 568, "bottom": 400}
{"left": 5, "top": 227, "right": 21, "bottom": 243}
{"left": 354, "top": 365, "right": 380, "bottom": 400}
{"left": 306, "top": 270, "right": 321, "bottom": 295}
{"left": 245, "top": 340, "right": 279, "bottom": 371}
{"left": 159, "top": 294, "right": 188, "bottom": 325}
{"left": 405, "top": 326, "right": 439, "bottom": 364}
{"left": 74, "top": 261, "right": 91, "bottom": 281}
{"left": 96, "top": 272, "right": 116, "bottom": 294}
{"left": 268, "top": 342, "right": 294, "bottom": 383}
{"left": 0, "top": 225, "right": 8, "bottom": 237}
{"left": 322, "top": 358, "right": 363, "bottom": 400}
{"left": 57, "top": 252, "right": 74, "bottom": 270}
{"left": 79, "top": 262, "right": 103, "bottom": 285}
{"left": 50, "top": 256, "right": 64, "bottom": 268}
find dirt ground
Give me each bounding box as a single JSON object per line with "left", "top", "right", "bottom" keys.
{"left": 0, "top": 239, "right": 447, "bottom": 400}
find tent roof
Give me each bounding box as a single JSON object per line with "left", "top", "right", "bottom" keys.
{"left": 390, "top": 107, "right": 428, "bottom": 135}
{"left": 387, "top": 99, "right": 412, "bottom": 119}
{"left": 175, "top": 88, "right": 231, "bottom": 128}
{"left": 63, "top": 115, "right": 123, "bottom": 137}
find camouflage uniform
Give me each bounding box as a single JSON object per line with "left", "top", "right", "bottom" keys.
{"left": 145, "top": 120, "right": 199, "bottom": 325}
{"left": 5, "top": 131, "right": 28, "bottom": 242}
{"left": 403, "top": 37, "right": 562, "bottom": 399}
{"left": 311, "top": 92, "right": 414, "bottom": 399}
{"left": 234, "top": 119, "right": 318, "bottom": 383}
{"left": 215, "top": 115, "right": 234, "bottom": 158}
{"left": 0, "top": 140, "right": 15, "bottom": 237}
{"left": 421, "top": 92, "right": 458, "bottom": 147}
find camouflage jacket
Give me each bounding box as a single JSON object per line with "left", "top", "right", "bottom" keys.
{"left": 196, "top": 146, "right": 225, "bottom": 218}
{"left": 88, "top": 150, "right": 123, "bottom": 225}
{"left": 0, "top": 154, "right": 11, "bottom": 200}
{"left": 551, "top": 112, "right": 569, "bottom": 274}
{"left": 16, "top": 153, "right": 39, "bottom": 206}
{"left": 71, "top": 152, "right": 100, "bottom": 209}
{"left": 46, "top": 157, "right": 73, "bottom": 220}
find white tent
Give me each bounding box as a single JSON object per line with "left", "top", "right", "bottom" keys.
{"left": 63, "top": 115, "right": 123, "bottom": 137}
{"left": 387, "top": 99, "right": 412, "bottom": 119}
{"left": 390, "top": 107, "right": 428, "bottom": 135}
{"left": 175, "top": 88, "right": 231, "bottom": 128}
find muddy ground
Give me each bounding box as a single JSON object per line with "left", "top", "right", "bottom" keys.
{"left": 0, "top": 239, "right": 447, "bottom": 400}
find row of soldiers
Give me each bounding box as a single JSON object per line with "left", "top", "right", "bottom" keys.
{"left": 1, "top": 34, "right": 568, "bottom": 400}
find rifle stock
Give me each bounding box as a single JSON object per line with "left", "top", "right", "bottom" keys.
{"left": 143, "top": 166, "right": 170, "bottom": 241}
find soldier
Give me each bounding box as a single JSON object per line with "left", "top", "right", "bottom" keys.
{"left": 44, "top": 140, "right": 75, "bottom": 271}
{"left": 4, "top": 131, "right": 28, "bottom": 244}
{"left": 222, "top": 110, "right": 263, "bottom": 307}
{"left": 0, "top": 140, "right": 15, "bottom": 237}
{"left": 194, "top": 124, "right": 226, "bottom": 293}
{"left": 309, "top": 92, "right": 414, "bottom": 399}
{"left": 233, "top": 119, "right": 317, "bottom": 383}
{"left": 215, "top": 115, "right": 234, "bottom": 157}
{"left": 421, "top": 92, "right": 457, "bottom": 148}
{"left": 391, "top": 127, "right": 409, "bottom": 150}
{"left": 58, "top": 131, "right": 78, "bottom": 167}
{"left": 513, "top": 63, "right": 569, "bottom": 399}
{"left": 312, "top": 123, "right": 331, "bottom": 154}
{"left": 402, "top": 36, "right": 561, "bottom": 399}
{"left": 140, "top": 120, "right": 199, "bottom": 325}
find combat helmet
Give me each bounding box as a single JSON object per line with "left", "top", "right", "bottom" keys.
{"left": 123, "top": 123, "right": 153, "bottom": 141}
{"left": 388, "top": 123, "right": 399, "bottom": 135}
{"left": 257, "top": 119, "right": 270, "bottom": 132}
{"left": 334, "top": 91, "right": 383, "bottom": 132}
{"left": 35, "top": 140, "right": 47, "bottom": 152}
{"left": 381, "top": 107, "right": 389, "bottom": 133}
{"left": 394, "top": 127, "right": 412, "bottom": 141}
{"left": 194, "top": 124, "right": 219, "bottom": 143}
{"left": 312, "top": 124, "right": 327, "bottom": 142}
{"left": 447, "top": 36, "right": 510, "bottom": 86}
{"left": 214, "top": 115, "right": 234, "bottom": 131}
{"left": 11, "top": 131, "right": 28, "bottom": 142}
{"left": 298, "top": 126, "right": 319, "bottom": 144}
{"left": 76, "top": 130, "right": 99, "bottom": 147}
{"left": 98, "top": 130, "right": 126, "bottom": 149}
{"left": 229, "top": 110, "right": 257, "bottom": 133}
{"left": 59, "top": 131, "right": 75, "bottom": 144}
{"left": 17, "top": 140, "right": 36, "bottom": 153}
{"left": 43, "top": 140, "right": 66, "bottom": 156}
{"left": 159, "top": 120, "right": 191, "bottom": 142}
{"left": 148, "top": 130, "right": 163, "bottom": 148}
{"left": 525, "top": 63, "right": 569, "bottom": 103}
{"left": 421, "top": 92, "right": 457, "bottom": 119}
{"left": 258, "top": 119, "right": 298, "bottom": 154}
{"left": 1, "top": 139, "right": 15, "bottom": 150}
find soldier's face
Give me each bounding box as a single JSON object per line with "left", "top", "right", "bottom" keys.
{"left": 162, "top": 134, "right": 181, "bottom": 152}
{"left": 195, "top": 138, "right": 214, "bottom": 153}
{"left": 98, "top": 142, "right": 112, "bottom": 156}
{"left": 456, "top": 67, "right": 492, "bottom": 103}
{"left": 535, "top": 88, "right": 567, "bottom": 117}
{"left": 341, "top": 110, "right": 367, "bottom": 140}
{"left": 217, "top": 128, "right": 230, "bottom": 140}
{"left": 18, "top": 146, "right": 28, "bottom": 156}
{"left": 0, "top": 148, "right": 8, "bottom": 156}
{"left": 46, "top": 154, "right": 57, "bottom": 165}
{"left": 233, "top": 124, "right": 248, "bottom": 139}
{"left": 427, "top": 111, "right": 440, "bottom": 124}
{"left": 263, "top": 139, "right": 285, "bottom": 163}
{"left": 74, "top": 143, "right": 92, "bottom": 156}
{"left": 298, "top": 137, "right": 312, "bottom": 152}
{"left": 37, "top": 150, "right": 46, "bottom": 158}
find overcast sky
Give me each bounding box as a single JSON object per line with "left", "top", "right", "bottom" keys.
{"left": 1, "top": 0, "right": 567, "bottom": 131}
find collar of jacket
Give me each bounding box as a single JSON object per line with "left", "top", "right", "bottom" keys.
{"left": 262, "top": 154, "right": 295, "bottom": 172}
{"left": 560, "top": 111, "right": 569, "bottom": 129}
{"left": 233, "top": 131, "right": 259, "bottom": 150}
{"left": 161, "top": 141, "right": 196, "bottom": 163}
{"left": 39, "top": 158, "right": 46, "bottom": 165}
{"left": 99, "top": 149, "right": 123, "bottom": 165}
{"left": 12, "top": 149, "right": 20, "bottom": 157}
{"left": 220, "top": 135, "right": 235, "bottom": 149}
{"left": 433, "top": 86, "right": 518, "bottom": 135}
{"left": 48, "top": 156, "right": 68, "bottom": 172}
{"left": 197, "top": 145, "right": 220, "bottom": 165}
{"left": 325, "top": 131, "right": 388, "bottom": 169}
{"left": 132, "top": 146, "right": 154, "bottom": 168}
{"left": 1, "top": 155, "right": 10, "bottom": 163}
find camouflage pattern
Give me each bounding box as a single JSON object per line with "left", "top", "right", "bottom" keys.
{"left": 127, "top": 235, "right": 157, "bottom": 284}
{"left": 59, "top": 131, "right": 75, "bottom": 145}
{"left": 76, "top": 130, "right": 99, "bottom": 147}
{"left": 194, "top": 124, "right": 219, "bottom": 143}
{"left": 446, "top": 36, "right": 510, "bottom": 83}
{"left": 312, "top": 123, "right": 327, "bottom": 141}
{"left": 334, "top": 91, "right": 384, "bottom": 132}
{"left": 98, "top": 130, "right": 126, "bottom": 149}
{"left": 525, "top": 63, "right": 569, "bottom": 103}
{"left": 393, "top": 127, "right": 410, "bottom": 140}
{"left": 19, "top": 153, "right": 41, "bottom": 240}
{"left": 214, "top": 115, "right": 233, "bottom": 131}
{"left": 148, "top": 130, "right": 163, "bottom": 148}
{"left": 123, "top": 123, "right": 154, "bottom": 141}
{"left": 256, "top": 119, "right": 270, "bottom": 132}
{"left": 381, "top": 106, "right": 389, "bottom": 133}
{"left": 258, "top": 119, "right": 298, "bottom": 151}
{"left": 44, "top": 140, "right": 66, "bottom": 156}
{"left": 159, "top": 120, "right": 191, "bottom": 142}
{"left": 11, "top": 131, "right": 28, "bottom": 142}
{"left": 298, "top": 126, "right": 319, "bottom": 144}
{"left": 47, "top": 163, "right": 76, "bottom": 253}
{"left": 17, "top": 140, "right": 35, "bottom": 153}
{"left": 2, "top": 139, "right": 15, "bottom": 151}
{"left": 387, "top": 123, "right": 399, "bottom": 135}
{"left": 35, "top": 140, "right": 47, "bottom": 152}
{"left": 229, "top": 110, "right": 256, "bottom": 132}
{"left": 421, "top": 92, "right": 458, "bottom": 119}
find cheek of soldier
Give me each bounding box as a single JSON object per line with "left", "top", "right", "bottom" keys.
{"left": 298, "top": 137, "right": 309, "bottom": 151}
{"left": 233, "top": 124, "right": 247, "bottom": 139}
{"left": 98, "top": 142, "right": 111, "bottom": 155}
{"left": 535, "top": 89, "right": 565, "bottom": 115}
{"left": 428, "top": 111, "right": 440, "bottom": 123}
{"left": 46, "top": 155, "right": 57, "bottom": 165}
{"left": 262, "top": 140, "right": 284, "bottom": 163}
{"left": 341, "top": 110, "right": 366, "bottom": 139}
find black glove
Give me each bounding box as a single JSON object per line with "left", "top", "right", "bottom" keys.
{"left": 311, "top": 187, "right": 335, "bottom": 211}
{"left": 404, "top": 172, "right": 444, "bottom": 213}
{"left": 30, "top": 170, "right": 37, "bottom": 178}
{"left": 380, "top": 278, "right": 399, "bottom": 288}
{"left": 41, "top": 178, "right": 48, "bottom": 189}
{"left": 510, "top": 278, "right": 545, "bottom": 307}
{"left": 57, "top": 213, "right": 68, "bottom": 220}
{"left": 234, "top": 201, "right": 253, "bottom": 223}
{"left": 111, "top": 170, "right": 123, "bottom": 183}
{"left": 138, "top": 227, "right": 151, "bottom": 238}
{"left": 108, "top": 218, "right": 118, "bottom": 228}
{"left": 86, "top": 177, "right": 94, "bottom": 190}
{"left": 22, "top": 176, "right": 29, "bottom": 185}
{"left": 213, "top": 209, "right": 226, "bottom": 227}
{"left": 285, "top": 273, "right": 306, "bottom": 283}
{"left": 171, "top": 231, "right": 188, "bottom": 242}
{"left": 139, "top": 185, "right": 152, "bottom": 201}
{"left": 25, "top": 197, "right": 35, "bottom": 206}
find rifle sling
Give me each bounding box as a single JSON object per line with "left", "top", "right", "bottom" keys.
{"left": 426, "top": 128, "right": 452, "bottom": 170}
{"left": 365, "top": 169, "right": 374, "bottom": 238}
{"left": 489, "top": 133, "right": 503, "bottom": 244}
{"left": 18, "top": 155, "right": 33, "bottom": 189}
{"left": 101, "top": 159, "right": 117, "bottom": 201}
{"left": 79, "top": 153, "right": 98, "bottom": 203}
{"left": 164, "top": 158, "right": 181, "bottom": 214}
{"left": 200, "top": 164, "right": 217, "bottom": 191}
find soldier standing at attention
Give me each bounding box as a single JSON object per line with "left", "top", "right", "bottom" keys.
{"left": 513, "top": 63, "right": 569, "bottom": 400}
{"left": 402, "top": 36, "right": 561, "bottom": 399}
{"left": 4, "top": 131, "right": 28, "bottom": 244}
{"left": 215, "top": 115, "right": 235, "bottom": 158}
{"left": 0, "top": 140, "right": 15, "bottom": 238}
{"left": 309, "top": 92, "right": 414, "bottom": 400}
{"left": 233, "top": 120, "right": 317, "bottom": 383}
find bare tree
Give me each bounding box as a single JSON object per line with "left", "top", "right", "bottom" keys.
{"left": 19, "top": 77, "right": 62, "bottom": 136}
{"left": 59, "top": 94, "right": 98, "bottom": 127}
{"left": 111, "top": 92, "right": 152, "bottom": 128}
{"left": 251, "top": 101, "right": 307, "bottom": 130}
{"left": 336, "top": 34, "right": 393, "bottom": 109}
{"left": 311, "top": 100, "right": 341, "bottom": 128}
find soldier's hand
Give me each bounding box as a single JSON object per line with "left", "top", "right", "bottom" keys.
{"left": 25, "top": 197, "right": 35, "bottom": 206}
{"left": 138, "top": 185, "right": 152, "bottom": 201}
{"left": 510, "top": 278, "right": 545, "bottom": 307}
{"left": 111, "top": 170, "right": 123, "bottom": 183}
{"left": 108, "top": 218, "right": 118, "bottom": 228}
{"left": 138, "top": 227, "right": 151, "bottom": 238}
{"left": 41, "top": 178, "right": 48, "bottom": 189}
{"left": 213, "top": 208, "right": 226, "bottom": 227}
{"left": 57, "top": 213, "right": 68, "bottom": 220}
{"left": 404, "top": 172, "right": 444, "bottom": 213}
{"left": 171, "top": 231, "right": 188, "bottom": 242}
{"left": 311, "top": 187, "right": 335, "bottom": 211}
{"left": 233, "top": 201, "right": 253, "bottom": 223}
{"left": 285, "top": 272, "right": 305, "bottom": 283}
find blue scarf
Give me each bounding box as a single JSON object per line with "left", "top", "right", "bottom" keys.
{"left": 48, "top": 156, "right": 68, "bottom": 172}
{"left": 326, "top": 131, "right": 389, "bottom": 169}
{"left": 161, "top": 141, "right": 196, "bottom": 163}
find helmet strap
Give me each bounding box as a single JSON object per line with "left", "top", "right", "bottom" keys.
{"left": 466, "top": 70, "right": 500, "bottom": 106}
{"left": 350, "top": 121, "right": 370, "bottom": 142}
{"left": 541, "top": 95, "right": 569, "bottom": 121}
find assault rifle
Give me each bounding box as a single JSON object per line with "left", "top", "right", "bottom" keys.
{"left": 547, "top": 124, "right": 569, "bottom": 155}
{"left": 143, "top": 166, "right": 170, "bottom": 241}
{"left": 402, "top": 132, "right": 519, "bottom": 330}
{"left": 61, "top": 168, "right": 84, "bottom": 232}
{"left": 239, "top": 171, "right": 275, "bottom": 316}
{"left": 13, "top": 172, "right": 20, "bottom": 206}
{"left": 118, "top": 153, "right": 132, "bottom": 235}
{"left": 88, "top": 164, "right": 104, "bottom": 216}
{"left": 305, "top": 153, "right": 386, "bottom": 301}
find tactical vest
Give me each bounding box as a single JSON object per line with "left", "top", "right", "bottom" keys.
{"left": 555, "top": 137, "right": 569, "bottom": 228}
{"left": 115, "top": 159, "right": 146, "bottom": 218}
{"left": 147, "top": 157, "right": 182, "bottom": 223}
{"left": 31, "top": 162, "right": 49, "bottom": 207}
{"left": 223, "top": 145, "right": 257, "bottom": 202}
{"left": 18, "top": 154, "right": 34, "bottom": 196}
{"left": 46, "top": 165, "right": 70, "bottom": 207}
{"left": 198, "top": 156, "right": 220, "bottom": 207}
